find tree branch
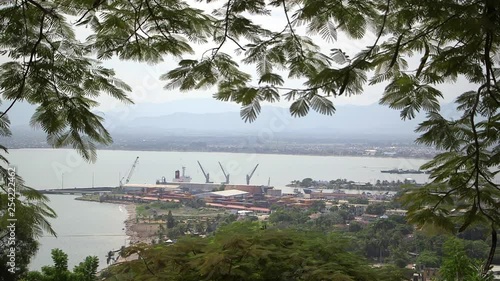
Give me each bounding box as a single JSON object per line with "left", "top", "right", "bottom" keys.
{"left": 361, "top": 0, "right": 391, "bottom": 62}
{"left": 137, "top": 251, "right": 156, "bottom": 276}
{"left": 211, "top": 0, "right": 232, "bottom": 59}
{"left": 26, "top": 0, "right": 57, "bottom": 17}
{"left": 431, "top": 186, "right": 461, "bottom": 212}
{"left": 282, "top": 0, "right": 304, "bottom": 58}
{"left": 227, "top": 35, "right": 246, "bottom": 51}
{"left": 0, "top": 12, "right": 46, "bottom": 119}
{"left": 470, "top": 82, "right": 497, "bottom": 240}
{"left": 73, "top": 0, "right": 106, "bottom": 25}
{"left": 127, "top": 0, "right": 143, "bottom": 59}
{"left": 273, "top": 0, "right": 392, "bottom": 95}
{"left": 144, "top": 0, "right": 172, "bottom": 40}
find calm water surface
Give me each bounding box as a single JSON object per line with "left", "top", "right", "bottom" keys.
{"left": 28, "top": 195, "right": 128, "bottom": 271}
{"left": 8, "top": 149, "right": 432, "bottom": 189}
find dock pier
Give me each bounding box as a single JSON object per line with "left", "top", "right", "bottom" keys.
{"left": 39, "top": 187, "right": 116, "bottom": 195}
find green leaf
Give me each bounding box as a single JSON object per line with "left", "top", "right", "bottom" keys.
{"left": 240, "top": 99, "right": 261, "bottom": 123}
{"left": 309, "top": 95, "right": 335, "bottom": 115}
{"left": 331, "top": 49, "right": 349, "bottom": 65}
{"left": 258, "top": 86, "right": 280, "bottom": 102}
{"left": 290, "top": 97, "right": 310, "bottom": 117}
{"left": 258, "top": 72, "right": 284, "bottom": 85}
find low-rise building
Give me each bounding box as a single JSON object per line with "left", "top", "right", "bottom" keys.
{"left": 267, "top": 188, "right": 282, "bottom": 197}
{"left": 122, "top": 183, "right": 180, "bottom": 194}
{"left": 210, "top": 189, "right": 249, "bottom": 199}
{"left": 385, "top": 209, "right": 407, "bottom": 216}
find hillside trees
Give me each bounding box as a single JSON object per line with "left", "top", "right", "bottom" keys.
{"left": 22, "top": 249, "right": 99, "bottom": 281}
{"left": 166, "top": 210, "right": 175, "bottom": 229}
{"left": 438, "top": 238, "right": 495, "bottom": 281}
{"left": 365, "top": 203, "right": 386, "bottom": 216}
{"left": 0, "top": 167, "right": 56, "bottom": 279}
{"left": 0, "top": 0, "right": 133, "bottom": 277}
{"left": 103, "top": 221, "right": 410, "bottom": 281}
{"left": 0, "top": 0, "right": 499, "bottom": 278}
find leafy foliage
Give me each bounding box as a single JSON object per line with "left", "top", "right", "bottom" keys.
{"left": 0, "top": 162, "right": 56, "bottom": 279}
{"left": 0, "top": 0, "right": 133, "bottom": 161}
{"left": 365, "top": 203, "right": 386, "bottom": 216}
{"left": 166, "top": 210, "right": 175, "bottom": 229}
{"left": 102, "top": 221, "right": 407, "bottom": 281}
{"left": 22, "top": 248, "right": 99, "bottom": 281}
{"left": 438, "top": 237, "right": 494, "bottom": 281}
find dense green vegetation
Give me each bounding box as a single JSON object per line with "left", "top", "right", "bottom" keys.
{"left": 289, "top": 178, "right": 418, "bottom": 191}
{"left": 266, "top": 203, "right": 499, "bottom": 269}
{"left": 19, "top": 202, "right": 498, "bottom": 280}
{"left": 117, "top": 193, "right": 498, "bottom": 280}
{"left": 136, "top": 201, "right": 182, "bottom": 216}
{"left": 102, "top": 221, "right": 411, "bottom": 281}
{"left": 131, "top": 200, "right": 248, "bottom": 242}
{"left": 0, "top": 172, "right": 56, "bottom": 280}
{"left": 18, "top": 218, "right": 496, "bottom": 281}
{"left": 21, "top": 249, "right": 98, "bottom": 281}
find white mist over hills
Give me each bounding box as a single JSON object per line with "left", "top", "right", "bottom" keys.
{"left": 100, "top": 99, "right": 460, "bottom": 138}
{"left": 5, "top": 98, "right": 460, "bottom": 139}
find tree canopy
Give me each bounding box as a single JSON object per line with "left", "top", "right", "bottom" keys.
{"left": 0, "top": 167, "right": 56, "bottom": 279}
{"left": 0, "top": 0, "right": 499, "bottom": 278}
{"left": 0, "top": 0, "right": 498, "bottom": 160}
{"left": 102, "top": 221, "right": 410, "bottom": 281}
{"left": 22, "top": 248, "right": 99, "bottom": 281}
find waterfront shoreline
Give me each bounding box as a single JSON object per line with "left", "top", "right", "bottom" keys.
{"left": 29, "top": 195, "right": 131, "bottom": 271}
{"left": 123, "top": 203, "right": 155, "bottom": 245}
{"left": 72, "top": 198, "right": 150, "bottom": 245}
{"left": 74, "top": 199, "right": 146, "bottom": 244}
{"left": 10, "top": 149, "right": 434, "bottom": 190}
{"left": 124, "top": 204, "right": 140, "bottom": 244}
{"left": 8, "top": 147, "right": 435, "bottom": 160}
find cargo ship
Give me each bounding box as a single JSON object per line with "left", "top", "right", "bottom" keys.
{"left": 156, "top": 166, "right": 192, "bottom": 184}
{"left": 380, "top": 168, "right": 429, "bottom": 174}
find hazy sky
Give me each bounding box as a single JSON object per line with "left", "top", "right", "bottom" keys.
{"left": 0, "top": 1, "right": 479, "bottom": 114}
{"left": 79, "top": 1, "right": 479, "bottom": 113}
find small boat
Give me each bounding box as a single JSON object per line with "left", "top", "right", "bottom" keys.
{"left": 380, "top": 168, "right": 427, "bottom": 174}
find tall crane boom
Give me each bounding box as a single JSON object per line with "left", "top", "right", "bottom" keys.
{"left": 246, "top": 164, "right": 259, "bottom": 185}
{"left": 120, "top": 156, "right": 139, "bottom": 186}
{"left": 218, "top": 161, "right": 230, "bottom": 184}
{"left": 197, "top": 161, "right": 211, "bottom": 183}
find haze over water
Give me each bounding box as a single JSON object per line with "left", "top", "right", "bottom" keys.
{"left": 8, "top": 149, "right": 431, "bottom": 189}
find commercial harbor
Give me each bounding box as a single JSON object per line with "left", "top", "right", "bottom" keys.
{"left": 43, "top": 158, "right": 403, "bottom": 215}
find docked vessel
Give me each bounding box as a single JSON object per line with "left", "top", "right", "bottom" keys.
{"left": 380, "top": 168, "right": 429, "bottom": 174}
{"left": 157, "top": 167, "right": 192, "bottom": 184}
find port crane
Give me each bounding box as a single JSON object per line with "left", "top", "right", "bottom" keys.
{"left": 197, "top": 161, "right": 212, "bottom": 183}
{"left": 218, "top": 162, "right": 230, "bottom": 184}
{"left": 246, "top": 164, "right": 259, "bottom": 185}
{"left": 119, "top": 156, "right": 139, "bottom": 187}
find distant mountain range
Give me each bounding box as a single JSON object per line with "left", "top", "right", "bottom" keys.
{"left": 4, "top": 98, "right": 460, "bottom": 139}
{"left": 99, "top": 99, "right": 459, "bottom": 138}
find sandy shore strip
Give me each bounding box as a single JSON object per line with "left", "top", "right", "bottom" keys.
{"left": 124, "top": 204, "right": 140, "bottom": 244}
{"left": 124, "top": 203, "right": 156, "bottom": 245}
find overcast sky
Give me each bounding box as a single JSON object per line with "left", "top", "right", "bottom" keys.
{"left": 1, "top": 1, "right": 479, "bottom": 114}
